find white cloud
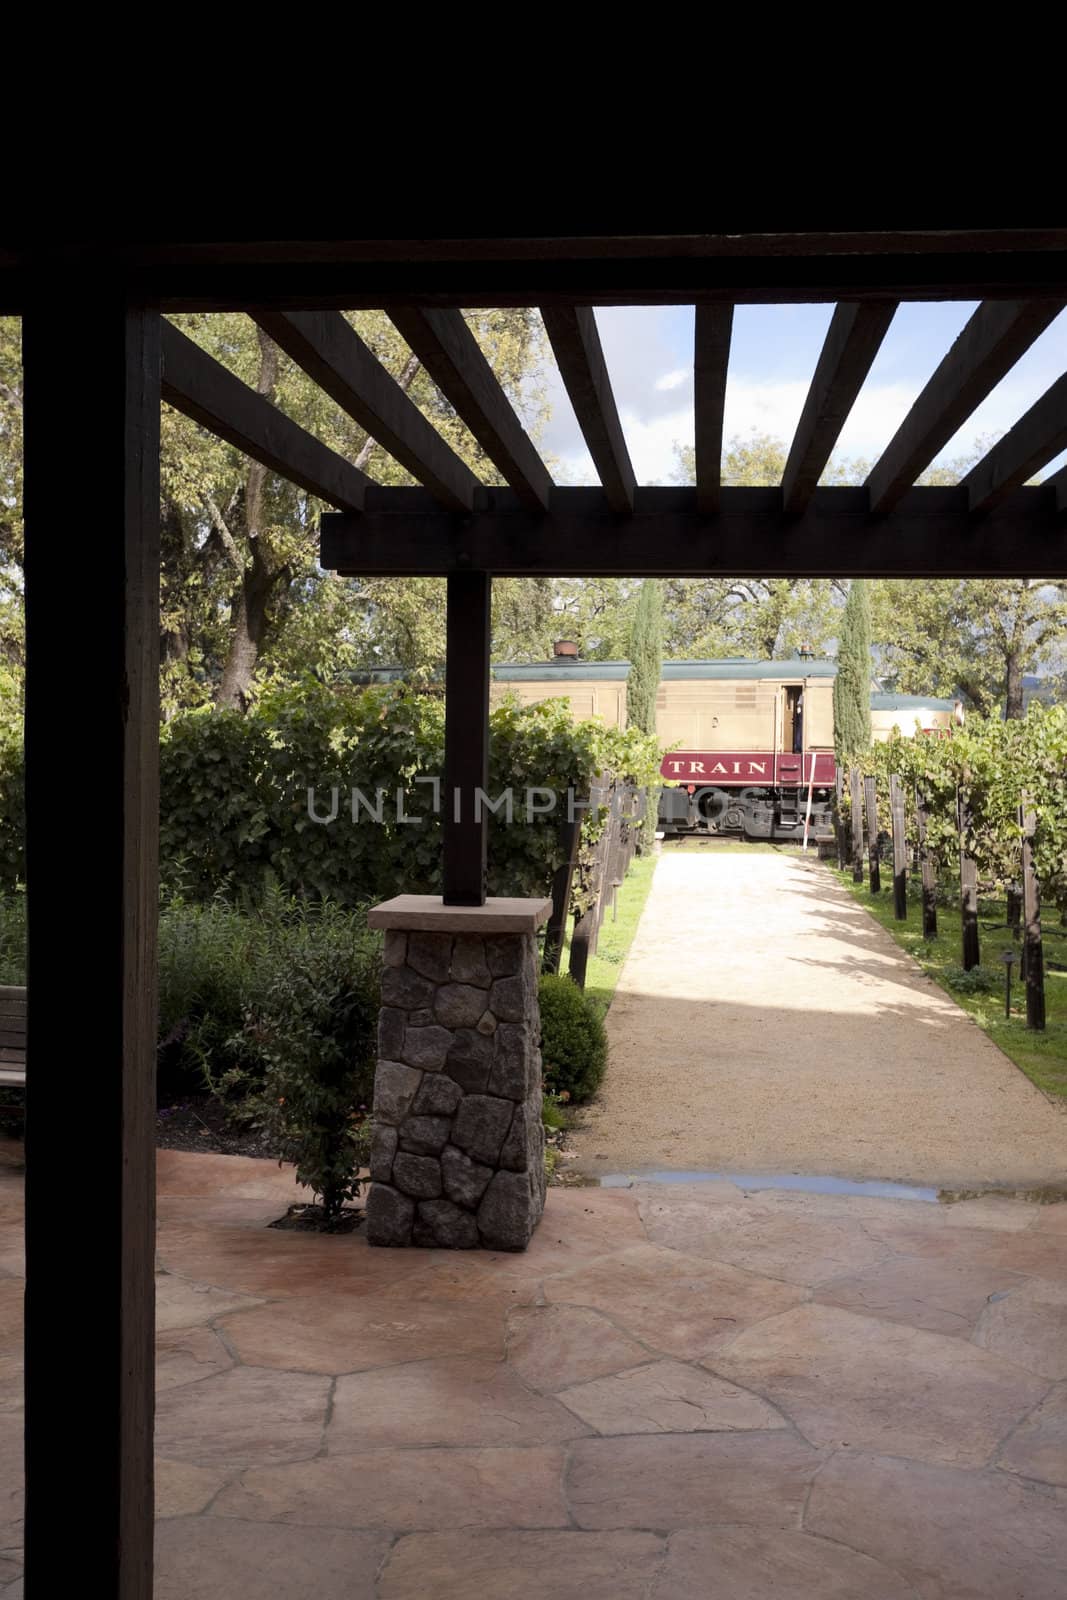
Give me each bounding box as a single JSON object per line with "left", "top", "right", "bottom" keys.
{"left": 538, "top": 304, "right": 1067, "bottom": 487}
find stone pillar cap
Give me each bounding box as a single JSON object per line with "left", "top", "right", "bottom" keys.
{"left": 368, "top": 895, "right": 553, "bottom": 933}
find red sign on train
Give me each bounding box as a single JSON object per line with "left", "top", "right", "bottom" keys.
{"left": 660, "top": 751, "right": 836, "bottom": 786}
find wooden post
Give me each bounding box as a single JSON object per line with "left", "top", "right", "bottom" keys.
{"left": 442, "top": 570, "right": 490, "bottom": 906}
{"left": 849, "top": 767, "right": 864, "bottom": 883}
{"left": 915, "top": 786, "right": 938, "bottom": 937}
{"left": 958, "top": 786, "right": 980, "bottom": 971}
{"left": 835, "top": 767, "right": 846, "bottom": 869}
{"left": 1020, "top": 801, "right": 1046, "bottom": 1030}
{"left": 568, "top": 777, "right": 609, "bottom": 988}
{"left": 863, "top": 775, "right": 881, "bottom": 893}
{"left": 890, "top": 774, "right": 907, "bottom": 920}
{"left": 591, "top": 781, "right": 617, "bottom": 951}
{"left": 542, "top": 814, "right": 581, "bottom": 974}
{"left": 23, "top": 300, "right": 161, "bottom": 1598}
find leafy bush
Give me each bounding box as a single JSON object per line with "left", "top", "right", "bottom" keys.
{"left": 233, "top": 914, "right": 380, "bottom": 1218}
{"left": 944, "top": 963, "right": 997, "bottom": 995}
{"left": 0, "top": 681, "right": 662, "bottom": 911}
{"left": 849, "top": 707, "right": 1067, "bottom": 916}
{"left": 539, "top": 973, "right": 608, "bottom": 1103}
{"left": 158, "top": 891, "right": 380, "bottom": 1106}
{"left": 0, "top": 892, "right": 25, "bottom": 984}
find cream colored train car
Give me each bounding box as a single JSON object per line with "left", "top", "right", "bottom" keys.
{"left": 491, "top": 652, "right": 960, "bottom": 842}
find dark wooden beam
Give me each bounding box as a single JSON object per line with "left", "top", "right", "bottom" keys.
{"left": 389, "top": 308, "right": 553, "bottom": 509}
{"left": 865, "top": 300, "right": 1064, "bottom": 514}
{"left": 540, "top": 306, "right": 635, "bottom": 512}
{"left": 1045, "top": 460, "right": 1067, "bottom": 517}
{"left": 962, "top": 373, "right": 1067, "bottom": 512}
{"left": 694, "top": 305, "right": 733, "bottom": 513}
{"left": 8, "top": 230, "right": 1067, "bottom": 312}
{"left": 322, "top": 483, "right": 1067, "bottom": 578}
{"left": 160, "top": 320, "right": 368, "bottom": 511}
{"left": 23, "top": 298, "right": 160, "bottom": 1597}
{"left": 443, "top": 572, "right": 491, "bottom": 906}
{"left": 782, "top": 301, "right": 896, "bottom": 513}
{"left": 253, "top": 310, "right": 478, "bottom": 511}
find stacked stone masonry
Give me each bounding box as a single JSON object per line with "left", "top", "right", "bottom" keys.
{"left": 367, "top": 927, "right": 547, "bottom": 1250}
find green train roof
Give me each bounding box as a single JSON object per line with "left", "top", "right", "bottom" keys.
{"left": 343, "top": 662, "right": 956, "bottom": 712}
{"left": 491, "top": 657, "right": 838, "bottom": 682}
{"left": 872, "top": 693, "right": 957, "bottom": 712}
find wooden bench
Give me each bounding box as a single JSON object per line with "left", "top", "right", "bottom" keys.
{"left": 0, "top": 986, "right": 26, "bottom": 1087}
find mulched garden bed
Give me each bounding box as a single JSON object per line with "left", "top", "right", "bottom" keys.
{"left": 156, "top": 1092, "right": 286, "bottom": 1160}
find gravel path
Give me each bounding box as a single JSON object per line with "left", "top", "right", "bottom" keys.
{"left": 568, "top": 847, "right": 1067, "bottom": 1187}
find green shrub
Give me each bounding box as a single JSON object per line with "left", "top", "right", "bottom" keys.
{"left": 0, "top": 892, "right": 25, "bottom": 984}
{"left": 944, "top": 963, "right": 998, "bottom": 996}
{"left": 232, "top": 911, "right": 380, "bottom": 1218}
{"left": 158, "top": 891, "right": 380, "bottom": 1101}
{"left": 157, "top": 895, "right": 266, "bottom": 1094}
{"left": 539, "top": 973, "right": 608, "bottom": 1103}
{"left": 0, "top": 682, "right": 662, "bottom": 910}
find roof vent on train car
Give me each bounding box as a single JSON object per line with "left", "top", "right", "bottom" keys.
{"left": 553, "top": 640, "right": 579, "bottom": 659}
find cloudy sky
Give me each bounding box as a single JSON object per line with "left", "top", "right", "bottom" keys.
{"left": 536, "top": 303, "right": 1067, "bottom": 486}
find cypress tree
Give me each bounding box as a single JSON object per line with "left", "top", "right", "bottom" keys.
{"left": 833, "top": 578, "right": 873, "bottom": 759}
{"left": 627, "top": 580, "right": 663, "bottom": 735}
{"left": 627, "top": 581, "right": 664, "bottom": 851}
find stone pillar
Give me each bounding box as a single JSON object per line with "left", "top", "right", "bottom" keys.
{"left": 365, "top": 895, "right": 552, "bottom": 1250}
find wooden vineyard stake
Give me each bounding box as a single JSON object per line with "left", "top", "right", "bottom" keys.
{"left": 1020, "top": 800, "right": 1046, "bottom": 1030}
{"left": 568, "top": 776, "right": 610, "bottom": 988}
{"left": 542, "top": 813, "right": 582, "bottom": 975}
{"left": 915, "top": 785, "right": 938, "bottom": 937}
{"left": 1007, "top": 884, "right": 1021, "bottom": 942}
{"left": 863, "top": 775, "right": 881, "bottom": 894}
{"left": 957, "top": 786, "right": 980, "bottom": 971}
{"left": 592, "top": 781, "right": 618, "bottom": 951}
{"left": 850, "top": 767, "right": 864, "bottom": 884}
{"left": 889, "top": 774, "right": 907, "bottom": 920}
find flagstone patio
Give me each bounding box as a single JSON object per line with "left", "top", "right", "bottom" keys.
{"left": 1, "top": 1143, "right": 1066, "bottom": 1597}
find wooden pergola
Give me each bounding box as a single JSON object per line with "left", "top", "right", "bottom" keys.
{"left": 7, "top": 230, "right": 1067, "bottom": 1596}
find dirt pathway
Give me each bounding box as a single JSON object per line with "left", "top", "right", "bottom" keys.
{"left": 568, "top": 847, "right": 1067, "bottom": 1187}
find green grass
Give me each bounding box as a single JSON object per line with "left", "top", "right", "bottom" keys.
{"left": 562, "top": 852, "right": 658, "bottom": 1021}
{"left": 830, "top": 864, "right": 1067, "bottom": 1103}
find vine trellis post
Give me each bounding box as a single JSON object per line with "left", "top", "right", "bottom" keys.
{"left": 849, "top": 767, "right": 864, "bottom": 884}
{"left": 889, "top": 774, "right": 907, "bottom": 920}
{"left": 957, "top": 786, "right": 981, "bottom": 971}
{"left": 1020, "top": 799, "right": 1046, "bottom": 1031}
{"left": 863, "top": 775, "right": 881, "bottom": 894}
{"left": 915, "top": 785, "right": 938, "bottom": 937}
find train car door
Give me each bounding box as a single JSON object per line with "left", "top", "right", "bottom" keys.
{"left": 783, "top": 685, "right": 803, "bottom": 753}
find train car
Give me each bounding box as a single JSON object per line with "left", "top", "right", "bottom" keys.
{"left": 491, "top": 646, "right": 960, "bottom": 843}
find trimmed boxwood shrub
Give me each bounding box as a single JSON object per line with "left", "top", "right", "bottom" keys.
{"left": 539, "top": 972, "right": 608, "bottom": 1103}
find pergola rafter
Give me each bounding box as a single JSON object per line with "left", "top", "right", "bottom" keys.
{"left": 961, "top": 371, "right": 1067, "bottom": 512}
{"left": 694, "top": 304, "right": 733, "bottom": 513}
{"left": 388, "top": 306, "right": 553, "bottom": 509}
{"left": 864, "top": 299, "right": 1064, "bottom": 514}
{"left": 252, "top": 310, "right": 479, "bottom": 511}
{"left": 541, "top": 305, "right": 635, "bottom": 512}
{"left": 781, "top": 301, "right": 896, "bottom": 513}
{"left": 160, "top": 320, "right": 369, "bottom": 511}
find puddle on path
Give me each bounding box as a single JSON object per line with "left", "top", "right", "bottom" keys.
{"left": 597, "top": 1170, "right": 939, "bottom": 1202}
{"left": 593, "top": 1170, "right": 1067, "bottom": 1206}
